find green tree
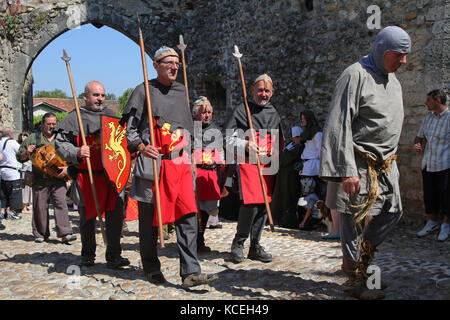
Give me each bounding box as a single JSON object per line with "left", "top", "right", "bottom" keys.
{"left": 105, "top": 93, "right": 117, "bottom": 100}
{"left": 34, "top": 89, "right": 69, "bottom": 98}
{"left": 118, "top": 88, "right": 133, "bottom": 117}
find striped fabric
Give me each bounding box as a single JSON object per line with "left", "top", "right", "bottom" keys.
{"left": 417, "top": 108, "right": 450, "bottom": 172}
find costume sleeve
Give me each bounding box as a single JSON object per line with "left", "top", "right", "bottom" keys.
{"left": 17, "top": 135, "right": 32, "bottom": 163}
{"left": 224, "top": 106, "right": 247, "bottom": 158}
{"left": 320, "top": 68, "right": 361, "bottom": 179}
{"left": 125, "top": 114, "right": 144, "bottom": 153}
{"left": 55, "top": 128, "right": 81, "bottom": 165}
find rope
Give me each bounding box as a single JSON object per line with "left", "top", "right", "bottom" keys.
{"left": 351, "top": 151, "right": 397, "bottom": 277}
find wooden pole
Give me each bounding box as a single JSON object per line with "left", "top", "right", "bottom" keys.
{"left": 137, "top": 15, "right": 165, "bottom": 247}
{"left": 232, "top": 45, "right": 275, "bottom": 232}
{"left": 178, "top": 35, "right": 203, "bottom": 233}
{"left": 61, "top": 49, "right": 108, "bottom": 245}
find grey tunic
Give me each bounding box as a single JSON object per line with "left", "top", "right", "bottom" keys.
{"left": 319, "top": 62, "right": 403, "bottom": 216}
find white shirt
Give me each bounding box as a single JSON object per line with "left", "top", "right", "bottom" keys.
{"left": 301, "top": 132, "right": 322, "bottom": 176}
{"left": 0, "top": 137, "right": 21, "bottom": 181}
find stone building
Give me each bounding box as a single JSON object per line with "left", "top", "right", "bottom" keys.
{"left": 0, "top": 0, "right": 448, "bottom": 220}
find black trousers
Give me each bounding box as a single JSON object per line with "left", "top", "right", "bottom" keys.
{"left": 0, "top": 179, "right": 22, "bottom": 212}
{"left": 79, "top": 196, "right": 124, "bottom": 262}
{"left": 422, "top": 168, "right": 450, "bottom": 217}
{"left": 197, "top": 211, "right": 209, "bottom": 246}
{"left": 138, "top": 201, "right": 201, "bottom": 278}
{"left": 232, "top": 204, "right": 267, "bottom": 247}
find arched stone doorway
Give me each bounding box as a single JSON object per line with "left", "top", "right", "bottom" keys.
{"left": 0, "top": 0, "right": 183, "bottom": 131}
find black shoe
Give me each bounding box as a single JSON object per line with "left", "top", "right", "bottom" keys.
{"left": 80, "top": 257, "right": 95, "bottom": 267}
{"left": 182, "top": 273, "right": 218, "bottom": 289}
{"left": 248, "top": 245, "right": 272, "bottom": 262}
{"left": 147, "top": 272, "right": 166, "bottom": 284}
{"left": 107, "top": 257, "right": 130, "bottom": 269}
{"left": 230, "top": 242, "right": 244, "bottom": 263}
{"left": 197, "top": 243, "right": 212, "bottom": 253}
{"left": 0, "top": 223, "right": 5, "bottom": 230}
{"left": 209, "top": 224, "right": 223, "bottom": 229}
{"left": 61, "top": 234, "right": 77, "bottom": 244}
{"left": 6, "top": 212, "right": 21, "bottom": 220}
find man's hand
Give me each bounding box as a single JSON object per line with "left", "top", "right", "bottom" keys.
{"left": 138, "top": 143, "right": 160, "bottom": 160}
{"left": 27, "top": 144, "right": 36, "bottom": 154}
{"left": 57, "top": 166, "right": 68, "bottom": 179}
{"left": 342, "top": 176, "right": 360, "bottom": 196}
{"left": 245, "top": 140, "right": 259, "bottom": 155}
{"left": 413, "top": 142, "right": 423, "bottom": 153}
{"left": 77, "top": 145, "right": 90, "bottom": 159}
{"left": 413, "top": 136, "right": 425, "bottom": 153}
{"left": 20, "top": 144, "right": 36, "bottom": 161}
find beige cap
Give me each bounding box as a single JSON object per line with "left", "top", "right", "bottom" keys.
{"left": 154, "top": 46, "right": 179, "bottom": 62}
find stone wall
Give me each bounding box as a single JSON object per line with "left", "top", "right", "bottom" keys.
{"left": 0, "top": 0, "right": 448, "bottom": 221}
{"left": 181, "top": 0, "right": 449, "bottom": 221}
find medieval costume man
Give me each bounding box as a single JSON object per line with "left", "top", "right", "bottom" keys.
{"left": 55, "top": 81, "right": 129, "bottom": 269}
{"left": 320, "top": 26, "right": 411, "bottom": 300}
{"left": 121, "top": 46, "right": 218, "bottom": 289}
{"left": 225, "top": 74, "right": 284, "bottom": 263}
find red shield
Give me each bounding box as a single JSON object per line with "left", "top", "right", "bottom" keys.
{"left": 101, "top": 115, "right": 131, "bottom": 194}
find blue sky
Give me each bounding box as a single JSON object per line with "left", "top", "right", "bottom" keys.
{"left": 32, "top": 23, "right": 157, "bottom": 99}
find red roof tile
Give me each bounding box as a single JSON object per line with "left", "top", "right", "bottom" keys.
{"left": 33, "top": 98, "right": 119, "bottom": 115}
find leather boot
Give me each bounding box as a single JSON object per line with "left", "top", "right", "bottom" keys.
{"left": 341, "top": 255, "right": 359, "bottom": 292}
{"left": 355, "top": 240, "right": 385, "bottom": 300}
{"left": 341, "top": 251, "right": 385, "bottom": 300}
{"left": 230, "top": 241, "right": 244, "bottom": 263}
{"left": 248, "top": 244, "right": 273, "bottom": 262}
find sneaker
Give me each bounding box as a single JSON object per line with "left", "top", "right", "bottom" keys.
{"left": 0, "top": 223, "right": 5, "bottom": 230}
{"left": 248, "top": 244, "right": 273, "bottom": 263}
{"left": 417, "top": 221, "right": 439, "bottom": 237}
{"left": 181, "top": 273, "right": 218, "bottom": 289}
{"left": 147, "top": 272, "right": 166, "bottom": 285}
{"left": 437, "top": 223, "right": 450, "bottom": 242}
{"left": 35, "top": 237, "right": 45, "bottom": 243}
{"left": 6, "top": 212, "right": 21, "bottom": 220}
{"left": 230, "top": 242, "right": 244, "bottom": 263}
{"left": 209, "top": 224, "right": 223, "bottom": 229}
{"left": 61, "top": 234, "right": 77, "bottom": 244}
{"left": 106, "top": 257, "right": 130, "bottom": 269}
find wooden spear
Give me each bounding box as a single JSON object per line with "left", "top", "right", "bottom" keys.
{"left": 177, "top": 34, "right": 203, "bottom": 233}
{"left": 136, "top": 14, "right": 165, "bottom": 247}
{"left": 61, "top": 49, "right": 108, "bottom": 245}
{"left": 232, "top": 45, "right": 275, "bottom": 232}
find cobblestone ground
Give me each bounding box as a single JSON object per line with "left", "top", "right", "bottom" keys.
{"left": 0, "top": 209, "right": 449, "bottom": 300}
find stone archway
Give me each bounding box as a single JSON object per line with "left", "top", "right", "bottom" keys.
{"left": 0, "top": 0, "right": 183, "bottom": 131}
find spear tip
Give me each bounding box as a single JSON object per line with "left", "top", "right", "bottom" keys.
{"left": 177, "top": 34, "right": 187, "bottom": 51}
{"left": 61, "top": 49, "right": 71, "bottom": 62}
{"left": 136, "top": 12, "right": 141, "bottom": 25}
{"left": 232, "top": 45, "right": 242, "bottom": 59}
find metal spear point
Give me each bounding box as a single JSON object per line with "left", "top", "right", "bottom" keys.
{"left": 177, "top": 34, "right": 187, "bottom": 51}
{"left": 61, "top": 49, "right": 71, "bottom": 63}
{"left": 232, "top": 45, "right": 242, "bottom": 59}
